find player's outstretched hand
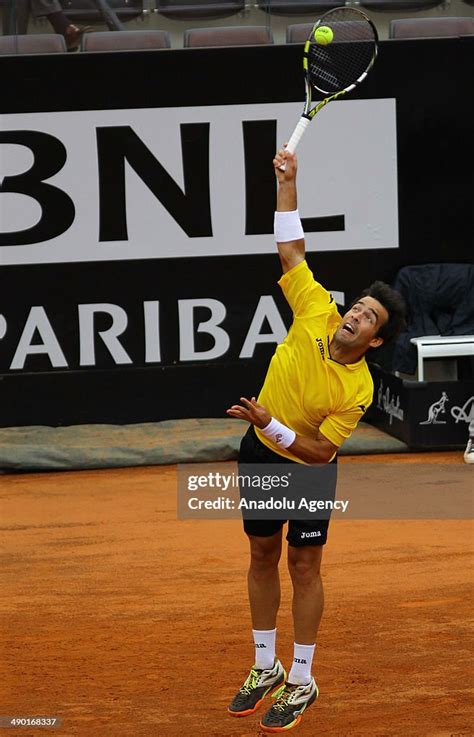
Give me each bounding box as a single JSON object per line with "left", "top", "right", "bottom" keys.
{"left": 226, "top": 397, "right": 271, "bottom": 429}
{"left": 273, "top": 147, "right": 297, "bottom": 184}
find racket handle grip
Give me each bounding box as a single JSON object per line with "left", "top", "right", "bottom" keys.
{"left": 279, "top": 117, "right": 310, "bottom": 171}
{"left": 286, "top": 117, "right": 310, "bottom": 154}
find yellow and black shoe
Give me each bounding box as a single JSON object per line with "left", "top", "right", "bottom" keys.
{"left": 228, "top": 658, "right": 286, "bottom": 718}
{"left": 259, "top": 677, "right": 318, "bottom": 732}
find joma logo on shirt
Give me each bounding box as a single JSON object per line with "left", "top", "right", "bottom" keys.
{"left": 315, "top": 337, "right": 325, "bottom": 360}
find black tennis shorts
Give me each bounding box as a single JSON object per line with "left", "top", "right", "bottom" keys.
{"left": 238, "top": 425, "right": 336, "bottom": 547}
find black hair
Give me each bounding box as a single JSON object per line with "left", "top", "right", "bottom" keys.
{"left": 353, "top": 281, "right": 407, "bottom": 344}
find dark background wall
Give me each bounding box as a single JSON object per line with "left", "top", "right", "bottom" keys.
{"left": 0, "top": 39, "right": 471, "bottom": 426}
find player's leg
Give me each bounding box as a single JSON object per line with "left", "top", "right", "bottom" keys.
{"left": 464, "top": 419, "right": 474, "bottom": 464}
{"left": 229, "top": 425, "right": 292, "bottom": 718}
{"left": 247, "top": 529, "right": 283, "bottom": 631}
{"left": 259, "top": 522, "right": 326, "bottom": 732}
{"left": 288, "top": 542, "right": 324, "bottom": 646}
{"left": 228, "top": 526, "right": 286, "bottom": 717}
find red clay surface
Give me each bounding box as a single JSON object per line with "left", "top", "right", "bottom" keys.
{"left": 1, "top": 452, "right": 472, "bottom": 737}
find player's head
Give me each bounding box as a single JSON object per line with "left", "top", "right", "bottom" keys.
{"left": 335, "top": 281, "right": 406, "bottom": 354}
{"left": 356, "top": 281, "right": 407, "bottom": 345}
{"left": 352, "top": 281, "right": 406, "bottom": 348}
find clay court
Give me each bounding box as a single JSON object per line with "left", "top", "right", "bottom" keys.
{"left": 1, "top": 451, "right": 472, "bottom": 737}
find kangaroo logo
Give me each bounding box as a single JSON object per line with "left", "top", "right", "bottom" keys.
{"left": 419, "top": 391, "right": 449, "bottom": 425}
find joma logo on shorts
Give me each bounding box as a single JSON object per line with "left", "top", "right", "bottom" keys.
{"left": 294, "top": 658, "right": 307, "bottom": 664}
{"left": 301, "top": 531, "right": 321, "bottom": 538}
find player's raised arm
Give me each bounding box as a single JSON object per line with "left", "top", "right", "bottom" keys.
{"left": 273, "top": 149, "right": 305, "bottom": 274}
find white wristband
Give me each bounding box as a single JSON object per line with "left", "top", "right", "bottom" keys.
{"left": 274, "top": 210, "right": 304, "bottom": 243}
{"left": 260, "top": 417, "right": 296, "bottom": 449}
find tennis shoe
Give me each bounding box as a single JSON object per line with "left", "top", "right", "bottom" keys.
{"left": 259, "top": 677, "right": 318, "bottom": 732}
{"left": 464, "top": 436, "right": 474, "bottom": 464}
{"left": 228, "top": 658, "right": 286, "bottom": 717}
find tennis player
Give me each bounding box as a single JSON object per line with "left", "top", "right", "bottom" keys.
{"left": 226, "top": 148, "right": 406, "bottom": 732}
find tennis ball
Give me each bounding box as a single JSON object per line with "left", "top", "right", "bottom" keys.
{"left": 314, "top": 26, "right": 333, "bottom": 45}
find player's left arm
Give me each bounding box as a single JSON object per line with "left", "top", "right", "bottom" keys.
{"left": 286, "top": 430, "right": 338, "bottom": 465}
{"left": 227, "top": 397, "right": 338, "bottom": 464}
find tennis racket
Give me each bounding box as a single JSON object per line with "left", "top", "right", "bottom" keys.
{"left": 284, "top": 7, "right": 378, "bottom": 158}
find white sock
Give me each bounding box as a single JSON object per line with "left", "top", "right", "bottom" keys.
{"left": 252, "top": 628, "right": 276, "bottom": 670}
{"left": 287, "top": 643, "right": 316, "bottom": 685}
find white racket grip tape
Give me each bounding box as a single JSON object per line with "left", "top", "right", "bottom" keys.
{"left": 287, "top": 117, "right": 311, "bottom": 154}
{"left": 279, "top": 117, "right": 310, "bottom": 170}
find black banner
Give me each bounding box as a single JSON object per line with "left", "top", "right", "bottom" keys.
{"left": 0, "top": 40, "right": 471, "bottom": 426}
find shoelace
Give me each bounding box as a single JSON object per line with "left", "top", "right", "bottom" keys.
{"left": 271, "top": 683, "right": 298, "bottom": 712}
{"left": 239, "top": 668, "right": 260, "bottom": 695}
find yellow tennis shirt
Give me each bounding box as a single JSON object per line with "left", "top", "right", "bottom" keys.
{"left": 254, "top": 260, "right": 374, "bottom": 463}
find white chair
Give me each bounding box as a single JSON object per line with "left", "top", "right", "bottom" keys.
{"left": 410, "top": 335, "right": 474, "bottom": 381}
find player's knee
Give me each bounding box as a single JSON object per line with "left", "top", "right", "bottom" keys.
{"left": 248, "top": 535, "right": 281, "bottom": 573}
{"left": 288, "top": 549, "right": 322, "bottom": 586}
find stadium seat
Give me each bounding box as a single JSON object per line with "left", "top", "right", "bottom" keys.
{"left": 360, "top": 0, "right": 441, "bottom": 10}
{"left": 257, "top": 0, "right": 340, "bottom": 16}
{"left": 60, "top": 0, "right": 142, "bottom": 26}
{"left": 156, "top": 0, "right": 244, "bottom": 20}
{"left": 0, "top": 33, "right": 66, "bottom": 54}
{"left": 389, "top": 16, "right": 474, "bottom": 38}
{"left": 287, "top": 19, "right": 377, "bottom": 43}
{"left": 286, "top": 23, "right": 314, "bottom": 43}
{"left": 184, "top": 25, "right": 274, "bottom": 47}
{"left": 81, "top": 29, "right": 171, "bottom": 51}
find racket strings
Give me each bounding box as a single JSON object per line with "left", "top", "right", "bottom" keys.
{"left": 307, "top": 12, "right": 377, "bottom": 94}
